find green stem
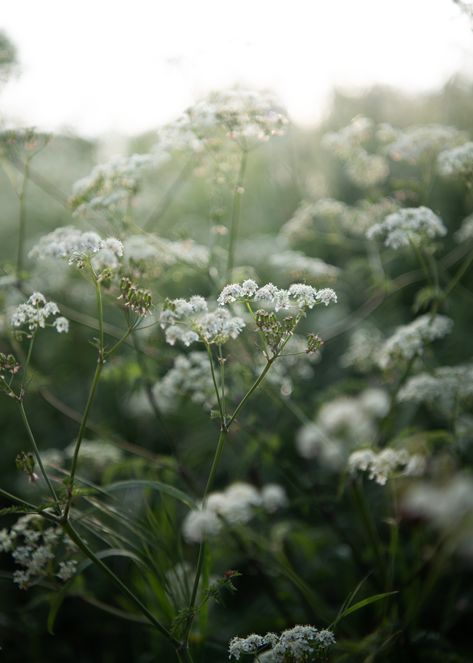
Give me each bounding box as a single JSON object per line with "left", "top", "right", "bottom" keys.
{"left": 16, "top": 158, "right": 30, "bottom": 284}
{"left": 63, "top": 360, "right": 103, "bottom": 520}
{"left": 63, "top": 521, "right": 179, "bottom": 648}
{"left": 443, "top": 249, "right": 473, "bottom": 299}
{"left": 18, "top": 401, "right": 60, "bottom": 508}
{"left": 351, "top": 481, "right": 386, "bottom": 586}
{"left": 227, "top": 358, "right": 274, "bottom": 428}
{"left": 226, "top": 148, "right": 248, "bottom": 282}
{"left": 183, "top": 428, "right": 228, "bottom": 643}
{"left": 206, "top": 344, "right": 225, "bottom": 424}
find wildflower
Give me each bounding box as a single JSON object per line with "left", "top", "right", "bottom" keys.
{"left": 349, "top": 448, "right": 425, "bottom": 485}
{"left": 367, "top": 207, "right": 447, "bottom": 249}
{"left": 228, "top": 625, "right": 335, "bottom": 661}
{"left": 438, "top": 141, "right": 473, "bottom": 181}
{"left": 182, "top": 482, "right": 287, "bottom": 543}
{"left": 386, "top": 124, "right": 465, "bottom": 164}
{"left": 57, "top": 560, "right": 78, "bottom": 582}
{"left": 10, "top": 293, "right": 67, "bottom": 335}
{"left": 1, "top": 515, "right": 77, "bottom": 590}
{"left": 377, "top": 314, "right": 453, "bottom": 370}
{"left": 340, "top": 326, "right": 384, "bottom": 373}
{"left": 29, "top": 226, "right": 123, "bottom": 270}
{"left": 70, "top": 153, "right": 158, "bottom": 216}
{"left": 218, "top": 281, "right": 337, "bottom": 312}
{"left": 455, "top": 213, "right": 473, "bottom": 243}
{"left": 160, "top": 297, "right": 245, "bottom": 347}
{"left": 398, "top": 364, "right": 473, "bottom": 413}
{"left": 269, "top": 251, "right": 339, "bottom": 282}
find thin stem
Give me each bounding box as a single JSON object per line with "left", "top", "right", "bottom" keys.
{"left": 206, "top": 344, "right": 225, "bottom": 424}
{"left": 226, "top": 148, "right": 248, "bottom": 282}
{"left": 443, "top": 248, "right": 473, "bottom": 299}
{"left": 16, "top": 158, "right": 30, "bottom": 284}
{"left": 94, "top": 277, "right": 105, "bottom": 361}
{"left": 63, "top": 360, "right": 103, "bottom": 521}
{"left": 183, "top": 428, "right": 228, "bottom": 643}
{"left": 62, "top": 521, "right": 179, "bottom": 648}
{"left": 18, "top": 401, "right": 60, "bottom": 508}
{"left": 227, "top": 358, "right": 274, "bottom": 428}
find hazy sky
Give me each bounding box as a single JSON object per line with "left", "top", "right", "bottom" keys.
{"left": 1, "top": 0, "right": 473, "bottom": 137}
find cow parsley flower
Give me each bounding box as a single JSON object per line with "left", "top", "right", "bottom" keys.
{"left": 160, "top": 297, "right": 245, "bottom": 346}
{"left": 217, "top": 281, "right": 337, "bottom": 311}
{"left": 398, "top": 364, "right": 473, "bottom": 413}
{"left": 182, "top": 482, "right": 287, "bottom": 543}
{"left": 11, "top": 293, "right": 67, "bottom": 335}
{"left": 386, "top": 124, "right": 466, "bottom": 164}
{"left": 349, "top": 448, "right": 425, "bottom": 485}
{"left": 229, "top": 625, "right": 335, "bottom": 661}
{"left": 70, "top": 153, "right": 158, "bottom": 216}
{"left": 367, "top": 207, "right": 447, "bottom": 249}
{"left": 438, "top": 141, "right": 473, "bottom": 181}
{"left": 269, "top": 251, "right": 339, "bottom": 283}
{"left": 377, "top": 314, "right": 453, "bottom": 370}
{"left": 29, "top": 226, "right": 123, "bottom": 270}
{"left": 1, "top": 515, "right": 77, "bottom": 591}
{"left": 455, "top": 213, "right": 473, "bottom": 243}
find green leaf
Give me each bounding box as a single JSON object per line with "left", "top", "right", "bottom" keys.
{"left": 333, "top": 591, "right": 398, "bottom": 625}
{"left": 104, "top": 480, "right": 195, "bottom": 509}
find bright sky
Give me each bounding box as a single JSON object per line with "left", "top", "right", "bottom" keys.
{"left": 1, "top": 0, "right": 472, "bottom": 137}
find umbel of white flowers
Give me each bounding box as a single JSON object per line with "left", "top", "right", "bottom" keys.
{"left": 228, "top": 625, "right": 336, "bottom": 661}
{"left": 182, "top": 482, "right": 288, "bottom": 543}
{"left": 29, "top": 226, "right": 123, "bottom": 270}
{"left": 366, "top": 206, "right": 447, "bottom": 249}
{"left": 160, "top": 281, "right": 337, "bottom": 348}
{"left": 10, "top": 292, "right": 69, "bottom": 335}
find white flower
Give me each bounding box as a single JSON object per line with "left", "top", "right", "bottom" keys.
{"left": 349, "top": 447, "right": 423, "bottom": 485}
{"left": 387, "top": 124, "right": 466, "bottom": 164}
{"left": 29, "top": 226, "right": 123, "bottom": 271}
{"left": 57, "top": 560, "right": 78, "bottom": 582}
{"left": 367, "top": 207, "right": 447, "bottom": 249}
{"left": 10, "top": 293, "right": 67, "bottom": 334}
{"left": 53, "top": 317, "right": 69, "bottom": 334}
{"left": 160, "top": 297, "right": 245, "bottom": 347}
{"left": 260, "top": 484, "right": 288, "bottom": 512}
{"left": 377, "top": 314, "right": 453, "bottom": 370}
{"left": 438, "top": 141, "right": 473, "bottom": 180}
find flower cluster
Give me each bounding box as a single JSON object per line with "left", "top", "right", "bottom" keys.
{"left": 348, "top": 448, "right": 426, "bottom": 485}
{"left": 123, "top": 234, "right": 209, "bottom": 271}
{"left": 29, "top": 226, "right": 124, "bottom": 271}
{"left": 64, "top": 439, "right": 122, "bottom": 476}
{"left": 10, "top": 292, "right": 68, "bottom": 335}
{"left": 403, "top": 475, "right": 473, "bottom": 532}
{"left": 0, "top": 515, "right": 77, "bottom": 589}
{"left": 182, "top": 482, "right": 287, "bottom": 543}
{"left": 398, "top": 364, "right": 473, "bottom": 413}
{"left": 322, "top": 116, "right": 389, "bottom": 187}
{"left": 376, "top": 314, "right": 453, "bottom": 370}
{"left": 70, "top": 153, "right": 158, "bottom": 216}
{"left": 229, "top": 625, "right": 335, "bottom": 661}
{"left": 217, "top": 280, "right": 337, "bottom": 311}
{"left": 295, "top": 388, "right": 389, "bottom": 468}
{"left": 366, "top": 207, "right": 447, "bottom": 249}
{"left": 281, "top": 197, "right": 399, "bottom": 243}
{"left": 268, "top": 250, "right": 339, "bottom": 283}
{"left": 155, "top": 89, "right": 288, "bottom": 157}
{"left": 160, "top": 297, "right": 245, "bottom": 346}
{"left": 438, "top": 141, "right": 473, "bottom": 181}
{"left": 340, "top": 326, "right": 384, "bottom": 373}
{"left": 152, "top": 351, "right": 217, "bottom": 413}
{"left": 386, "top": 124, "right": 465, "bottom": 164}
{"left": 455, "top": 213, "right": 473, "bottom": 243}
